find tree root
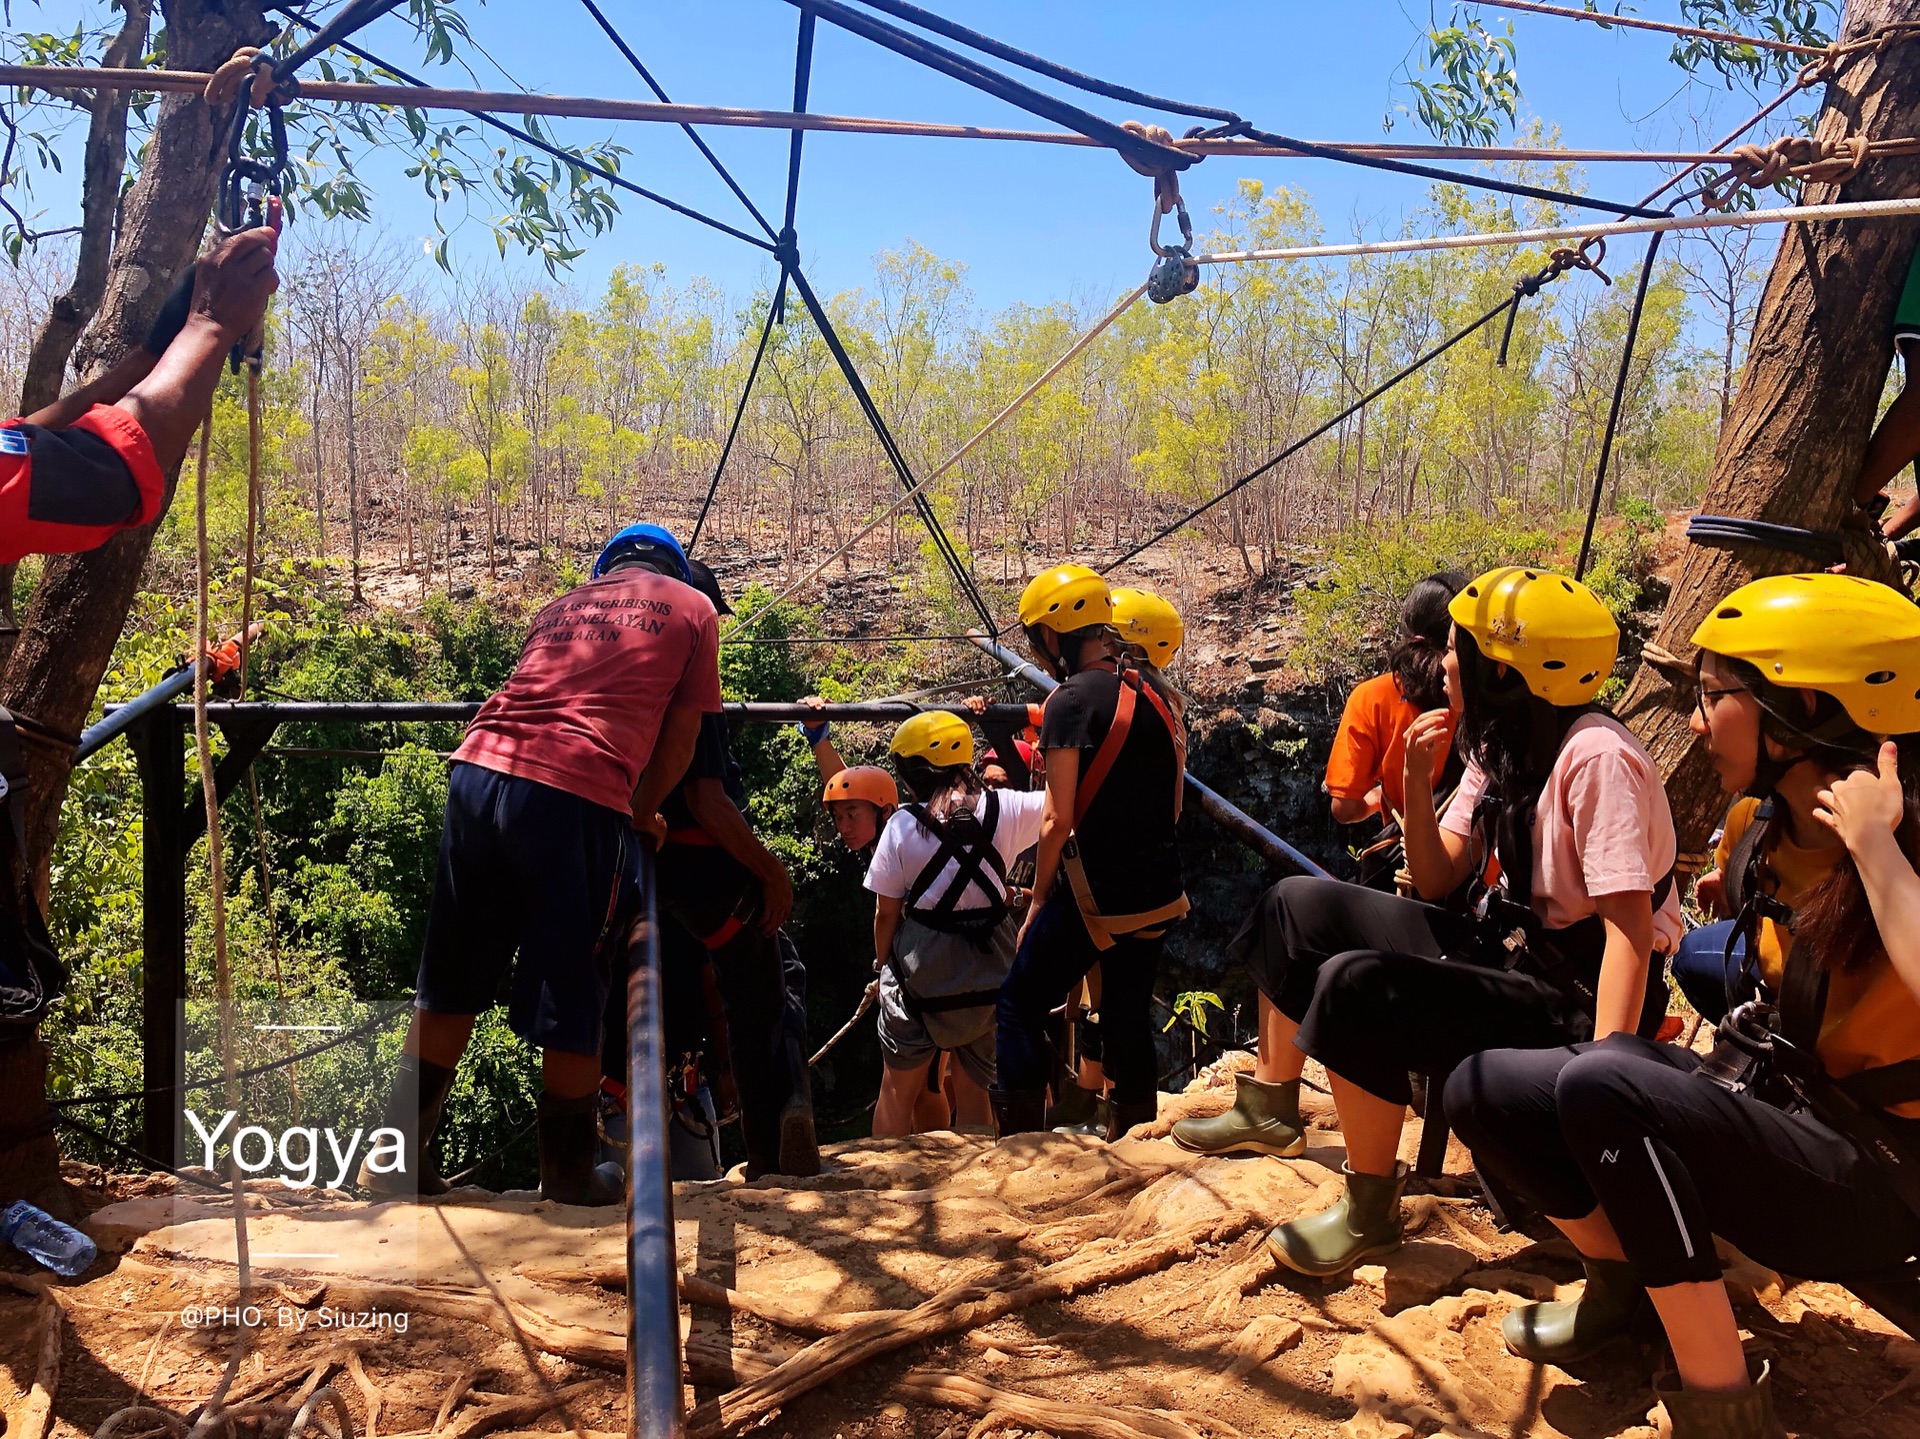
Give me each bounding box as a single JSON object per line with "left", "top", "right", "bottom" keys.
{"left": 16, "top": 1293, "right": 63, "bottom": 1439}
{"left": 377, "top": 1380, "right": 604, "bottom": 1439}
{"left": 685, "top": 1211, "right": 1260, "bottom": 1438}
{"left": 344, "top": 1351, "right": 386, "bottom": 1439}
{"left": 895, "top": 1371, "right": 1233, "bottom": 1439}
{"left": 431, "top": 1367, "right": 481, "bottom": 1433}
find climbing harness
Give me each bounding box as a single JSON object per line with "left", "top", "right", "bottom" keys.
{"left": 901, "top": 793, "right": 1010, "bottom": 941}
{"left": 1698, "top": 800, "right": 1920, "bottom": 1243}
{"left": 1052, "top": 661, "right": 1191, "bottom": 950}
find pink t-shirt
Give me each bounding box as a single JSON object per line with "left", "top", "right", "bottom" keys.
{"left": 1441, "top": 713, "right": 1682, "bottom": 953}
{"left": 453, "top": 570, "right": 723, "bottom": 813}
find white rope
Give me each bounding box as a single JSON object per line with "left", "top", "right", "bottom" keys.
{"left": 1193, "top": 195, "right": 1920, "bottom": 268}
{"left": 728, "top": 281, "right": 1148, "bottom": 636}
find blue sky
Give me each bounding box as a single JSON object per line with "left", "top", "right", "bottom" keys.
{"left": 42, "top": 1, "right": 1802, "bottom": 311}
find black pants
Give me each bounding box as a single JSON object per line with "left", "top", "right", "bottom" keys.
{"left": 1446, "top": 1035, "right": 1920, "bottom": 1288}
{"left": 996, "top": 892, "right": 1165, "bottom": 1105}
{"left": 1230, "top": 875, "right": 1592, "bottom": 1107}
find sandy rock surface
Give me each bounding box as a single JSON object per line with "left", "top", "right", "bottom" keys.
{"left": 3, "top": 1064, "right": 1912, "bottom": 1439}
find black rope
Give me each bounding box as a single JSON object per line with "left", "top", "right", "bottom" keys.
{"left": 1103, "top": 254, "right": 1581, "bottom": 572}
{"left": 690, "top": 275, "right": 787, "bottom": 552}
{"left": 576, "top": 0, "right": 779, "bottom": 241}
{"left": 1686, "top": 515, "right": 1847, "bottom": 567}
{"left": 1575, "top": 230, "right": 1663, "bottom": 580}
{"left": 51, "top": 1002, "right": 411, "bottom": 1110}
{"left": 786, "top": 261, "right": 1001, "bottom": 632}
{"left": 267, "top": 7, "right": 777, "bottom": 252}
{"left": 845, "top": 0, "right": 1240, "bottom": 123}
{"left": 786, "top": 0, "right": 1193, "bottom": 174}
{"left": 1235, "top": 124, "right": 1668, "bottom": 221}
{"left": 272, "top": 0, "right": 407, "bottom": 83}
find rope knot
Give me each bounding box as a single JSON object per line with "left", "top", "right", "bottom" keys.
{"left": 204, "top": 47, "right": 277, "bottom": 109}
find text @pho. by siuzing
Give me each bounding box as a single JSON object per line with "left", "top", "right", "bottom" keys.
{"left": 180, "top": 1305, "right": 411, "bottom": 1333}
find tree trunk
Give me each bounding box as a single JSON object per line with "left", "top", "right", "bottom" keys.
{"left": 0, "top": 0, "right": 273, "bottom": 1204}
{"left": 16, "top": 0, "right": 152, "bottom": 416}
{"left": 1619, "top": 0, "right": 1920, "bottom": 868}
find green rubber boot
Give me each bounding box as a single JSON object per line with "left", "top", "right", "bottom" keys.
{"left": 1655, "top": 1362, "right": 1785, "bottom": 1438}
{"left": 1266, "top": 1162, "right": 1406, "bottom": 1277}
{"left": 1502, "top": 1259, "right": 1647, "bottom": 1363}
{"left": 1046, "top": 1082, "right": 1101, "bottom": 1132}
{"left": 1171, "top": 1074, "right": 1306, "bottom": 1158}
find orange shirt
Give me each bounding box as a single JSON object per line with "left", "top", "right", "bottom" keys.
{"left": 1714, "top": 798, "right": 1920, "bottom": 1118}
{"left": 1325, "top": 673, "right": 1444, "bottom": 821}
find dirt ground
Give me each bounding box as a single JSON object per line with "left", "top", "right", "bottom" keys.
{"left": 5, "top": 1059, "right": 1916, "bottom": 1439}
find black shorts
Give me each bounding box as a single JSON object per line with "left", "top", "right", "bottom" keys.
{"left": 415, "top": 762, "right": 637, "bottom": 1056}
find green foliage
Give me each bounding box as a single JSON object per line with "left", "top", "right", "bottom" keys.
{"left": 1164, "top": 990, "right": 1224, "bottom": 1038}
{"left": 1290, "top": 506, "right": 1554, "bottom": 683}
{"left": 1397, "top": 8, "right": 1520, "bottom": 145}
{"left": 1669, "top": 0, "right": 1835, "bottom": 90}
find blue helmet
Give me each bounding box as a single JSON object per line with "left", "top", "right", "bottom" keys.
{"left": 594, "top": 523, "right": 689, "bottom": 582}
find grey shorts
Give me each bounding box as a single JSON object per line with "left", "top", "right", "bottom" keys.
{"left": 876, "top": 914, "right": 1016, "bottom": 1090}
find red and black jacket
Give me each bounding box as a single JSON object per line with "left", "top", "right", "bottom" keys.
{"left": 0, "top": 404, "right": 166, "bottom": 565}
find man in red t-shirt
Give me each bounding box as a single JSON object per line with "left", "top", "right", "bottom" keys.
{"left": 2, "top": 208, "right": 282, "bottom": 565}
{"left": 364, "top": 523, "right": 722, "bottom": 1206}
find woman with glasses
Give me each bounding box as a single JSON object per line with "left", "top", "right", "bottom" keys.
{"left": 1447, "top": 574, "right": 1920, "bottom": 1438}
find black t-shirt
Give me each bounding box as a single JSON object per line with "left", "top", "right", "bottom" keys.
{"left": 660, "top": 713, "right": 748, "bottom": 832}
{"left": 1039, "top": 667, "right": 1185, "bottom": 913}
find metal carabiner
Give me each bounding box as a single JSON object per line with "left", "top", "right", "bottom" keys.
{"left": 1149, "top": 190, "right": 1194, "bottom": 259}
{"left": 217, "top": 57, "right": 288, "bottom": 238}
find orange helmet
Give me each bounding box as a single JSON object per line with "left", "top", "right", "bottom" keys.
{"left": 823, "top": 765, "right": 898, "bottom": 810}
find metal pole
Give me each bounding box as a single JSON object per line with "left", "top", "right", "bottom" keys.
{"left": 964, "top": 630, "right": 1331, "bottom": 880}
{"left": 76, "top": 623, "right": 265, "bottom": 762}
{"left": 102, "top": 700, "right": 1045, "bottom": 727}
{"left": 129, "top": 705, "right": 187, "bottom": 1160}
{"left": 625, "top": 845, "right": 682, "bottom": 1439}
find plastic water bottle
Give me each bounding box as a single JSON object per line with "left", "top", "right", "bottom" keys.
{"left": 1, "top": 1200, "right": 98, "bottom": 1278}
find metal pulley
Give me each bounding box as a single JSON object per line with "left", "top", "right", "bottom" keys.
{"left": 1147, "top": 189, "right": 1199, "bottom": 304}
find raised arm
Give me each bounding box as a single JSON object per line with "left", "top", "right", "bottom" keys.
{"left": 1818, "top": 742, "right": 1920, "bottom": 1003}
{"left": 1400, "top": 709, "right": 1473, "bottom": 899}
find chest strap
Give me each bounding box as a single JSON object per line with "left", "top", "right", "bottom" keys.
{"left": 902, "top": 794, "right": 1009, "bottom": 940}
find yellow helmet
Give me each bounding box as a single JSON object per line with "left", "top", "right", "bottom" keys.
{"left": 823, "top": 765, "right": 898, "bottom": 810}
{"left": 1690, "top": 573, "right": 1920, "bottom": 735}
{"left": 1112, "top": 587, "right": 1184, "bottom": 665}
{"left": 1449, "top": 566, "right": 1619, "bottom": 707}
{"left": 890, "top": 711, "right": 975, "bottom": 767}
{"left": 1018, "top": 564, "right": 1113, "bottom": 632}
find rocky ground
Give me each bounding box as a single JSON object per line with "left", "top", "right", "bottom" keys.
{"left": 5, "top": 1056, "right": 1915, "bottom": 1439}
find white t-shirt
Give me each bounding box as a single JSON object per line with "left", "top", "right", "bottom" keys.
{"left": 865, "top": 788, "right": 1046, "bottom": 910}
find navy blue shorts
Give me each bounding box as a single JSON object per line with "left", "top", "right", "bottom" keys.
{"left": 415, "top": 762, "right": 637, "bottom": 1056}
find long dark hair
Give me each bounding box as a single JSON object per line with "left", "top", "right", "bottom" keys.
{"left": 896, "top": 755, "right": 983, "bottom": 820}
{"left": 1723, "top": 659, "right": 1920, "bottom": 976}
{"left": 1454, "top": 626, "right": 1592, "bottom": 804}
{"left": 1388, "top": 571, "right": 1468, "bottom": 712}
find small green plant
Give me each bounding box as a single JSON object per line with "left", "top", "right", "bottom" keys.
{"left": 1165, "top": 990, "right": 1225, "bottom": 1038}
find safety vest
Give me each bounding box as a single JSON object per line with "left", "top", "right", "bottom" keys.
{"left": 1053, "top": 661, "right": 1190, "bottom": 952}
